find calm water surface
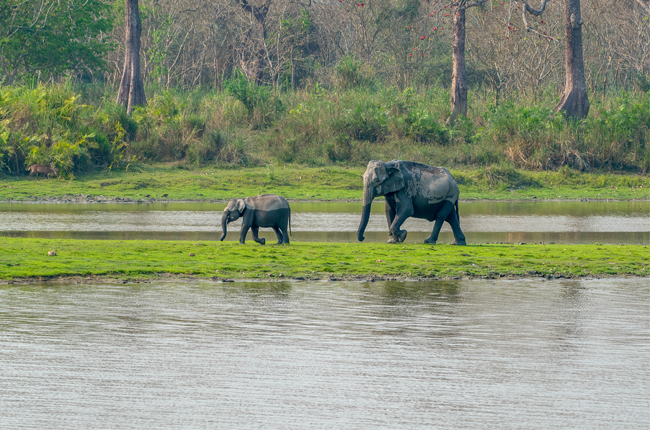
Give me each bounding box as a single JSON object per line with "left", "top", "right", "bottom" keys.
{"left": 1, "top": 279, "right": 648, "bottom": 429}
{"left": 0, "top": 201, "right": 648, "bottom": 244}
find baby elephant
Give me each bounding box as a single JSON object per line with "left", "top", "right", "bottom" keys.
{"left": 220, "top": 194, "right": 291, "bottom": 245}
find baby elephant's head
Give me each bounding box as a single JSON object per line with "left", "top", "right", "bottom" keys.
{"left": 223, "top": 198, "right": 246, "bottom": 223}
{"left": 220, "top": 198, "right": 246, "bottom": 241}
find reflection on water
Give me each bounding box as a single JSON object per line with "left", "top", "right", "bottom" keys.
{"left": 1, "top": 200, "right": 648, "bottom": 215}
{"left": 0, "top": 201, "right": 648, "bottom": 244}
{"left": 0, "top": 279, "right": 648, "bottom": 429}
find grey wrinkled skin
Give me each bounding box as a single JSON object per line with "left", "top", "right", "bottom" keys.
{"left": 357, "top": 160, "right": 466, "bottom": 245}
{"left": 221, "top": 194, "right": 291, "bottom": 245}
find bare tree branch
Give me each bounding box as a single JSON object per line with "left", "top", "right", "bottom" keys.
{"left": 465, "top": 0, "right": 489, "bottom": 9}
{"left": 517, "top": 0, "right": 552, "bottom": 16}
{"left": 516, "top": 0, "right": 559, "bottom": 43}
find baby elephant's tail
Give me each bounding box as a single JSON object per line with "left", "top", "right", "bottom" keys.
{"left": 289, "top": 210, "right": 292, "bottom": 236}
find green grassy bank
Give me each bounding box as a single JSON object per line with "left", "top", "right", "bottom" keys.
{"left": 1, "top": 164, "right": 648, "bottom": 201}
{"left": 1, "top": 238, "right": 647, "bottom": 282}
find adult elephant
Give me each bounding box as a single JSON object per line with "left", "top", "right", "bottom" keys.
{"left": 357, "top": 160, "right": 466, "bottom": 245}
{"left": 220, "top": 194, "right": 291, "bottom": 244}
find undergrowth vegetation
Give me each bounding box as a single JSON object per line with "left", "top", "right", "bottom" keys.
{"left": 1, "top": 79, "right": 648, "bottom": 177}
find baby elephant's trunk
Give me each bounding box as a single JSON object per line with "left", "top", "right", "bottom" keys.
{"left": 220, "top": 212, "right": 228, "bottom": 241}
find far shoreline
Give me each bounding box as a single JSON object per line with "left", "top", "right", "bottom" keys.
{"left": 1, "top": 196, "right": 649, "bottom": 204}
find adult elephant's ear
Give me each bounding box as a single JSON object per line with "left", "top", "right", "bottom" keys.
{"left": 377, "top": 165, "right": 405, "bottom": 195}
{"left": 236, "top": 199, "right": 246, "bottom": 214}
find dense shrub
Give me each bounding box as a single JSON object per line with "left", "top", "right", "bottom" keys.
{"left": 224, "top": 71, "right": 284, "bottom": 129}
{"left": 332, "top": 99, "right": 388, "bottom": 142}
{"left": 0, "top": 84, "right": 131, "bottom": 177}
{"left": 334, "top": 56, "right": 376, "bottom": 90}
{"left": 1, "top": 82, "right": 647, "bottom": 174}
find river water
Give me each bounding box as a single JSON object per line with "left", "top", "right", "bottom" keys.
{"left": 0, "top": 201, "right": 648, "bottom": 244}
{"left": 0, "top": 278, "right": 648, "bottom": 429}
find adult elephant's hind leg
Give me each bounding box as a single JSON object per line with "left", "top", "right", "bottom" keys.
{"left": 251, "top": 226, "right": 266, "bottom": 245}
{"left": 446, "top": 208, "right": 466, "bottom": 245}
{"left": 272, "top": 226, "right": 283, "bottom": 244}
{"left": 279, "top": 217, "right": 290, "bottom": 244}
{"left": 424, "top": 201, "right": 454, "bottom": 244}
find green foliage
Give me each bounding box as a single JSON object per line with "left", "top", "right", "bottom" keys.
{"left": 387, "top": 88, "right": 449, "bottom": 144}
{"left": 0, "top": 84, "right": 130, "bottom": 176}
{"left": 0, "top": 0, "right": 113, "bottom": 84}
{"left": 186, "top": 131, "right": 248, "bottom": 166}
{"left": 1, "top": 82, "right": 647, "bottom": 175}
{"left": 332, "top": 99, "right": 388, "bottom": 142}
{"left": 334, "top": 56, "right": 376, "bottom": 90}
{"left": 224, "top": 70, "right": 284, "bottom": 128}
{"left": 483, "top": 96, "right": 649, "bottom": 172}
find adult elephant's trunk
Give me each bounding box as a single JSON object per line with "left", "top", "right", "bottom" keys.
{"left": 220, "top": 213, "right": 228, "bottom": 241}
{"left": 357, "top": 184, "right": 375, "bottom": 242}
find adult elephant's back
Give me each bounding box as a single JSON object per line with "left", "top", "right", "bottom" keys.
{"left": 403, "top": 163, "right": 459, "bottom": 206}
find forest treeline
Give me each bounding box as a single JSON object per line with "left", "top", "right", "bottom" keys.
{"left": 2, "top": 0, "right": 647, "bottom": 95}
{"left": 0, "top": 0, "right": 648, "bottom": 175}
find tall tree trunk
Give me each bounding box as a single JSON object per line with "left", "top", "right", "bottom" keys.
{"left": 448, "top": 7, "right": 468, "bottom": 125}
{"left": 117, "top": 0, "right": 146, "bottom": 115}
{"left": 555, "top": 0, "right": 589, "bottom": 119}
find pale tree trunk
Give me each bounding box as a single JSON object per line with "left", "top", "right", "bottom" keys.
{"left": 117, "top": 0, "right": 146, "bottom": 115}
{"left": 448, "top": 7, "right": 468, "bottom": 125}
{"left": 555, "top": 0, "right": 589, "bottom": 119}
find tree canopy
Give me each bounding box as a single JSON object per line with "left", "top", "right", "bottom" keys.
{"left": 0, "top": 0, "right": 113, "bottom": 84}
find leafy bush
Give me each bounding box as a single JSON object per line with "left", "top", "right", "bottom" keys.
{"left": 404, "top": 109, "right": 449, "bottom": 144}
{"left": 334, "top": 56, "right": 376, "bottom": 90}
{"left": 1, "top": 82, "right": 647, "bottom": 175}
{"left": 332, "top": 100, "right": 388, "bottom": 142}
{"left": 0, "top": 84, "right": 130, "bottom": 176}
{"left": 224, "top": 70, "right": 284, "bottom": 129}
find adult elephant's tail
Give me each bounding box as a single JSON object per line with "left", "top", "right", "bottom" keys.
{"left": 289, "top": 210, "right": 292, "bottom": 236}
{"left": 455, "top": 201, "right": 460, "bottom": 226}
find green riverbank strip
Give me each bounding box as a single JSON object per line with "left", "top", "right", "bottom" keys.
{"left": 1, "top": 238, "right": 647, "bottom": 282}
{"left": 1, "top": 165, "right": 649, "bottom": 201}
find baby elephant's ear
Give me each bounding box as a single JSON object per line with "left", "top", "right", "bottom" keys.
{"left": 236, "top": 199, "right": 246, "bottom": 214}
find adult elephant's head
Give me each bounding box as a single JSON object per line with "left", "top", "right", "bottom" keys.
{"left": 220, "top": 198, "right": 246, "bottom": 241}
{"left": 357, "top": 160, "right": 405, "bottom": 242}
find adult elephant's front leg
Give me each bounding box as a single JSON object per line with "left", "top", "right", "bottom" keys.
{"left": 385, "top": 199, "right": 396, "bottom": 230}
{"left": 388, "top": 195, "right": 413, "bottom": 243}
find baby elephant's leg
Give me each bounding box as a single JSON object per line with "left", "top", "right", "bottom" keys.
{"left": 278, "top": 217, "right": 290, "bottom": 244}
{"left": 272, "top": 226, "right": 283, "bottom": 244}
{"left": 251, "top": 226, "right": 266, "bottom": 245}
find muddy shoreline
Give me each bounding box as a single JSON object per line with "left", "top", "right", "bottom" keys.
{"left": 2, "top": 272, "right": 647, "bottom": 285}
